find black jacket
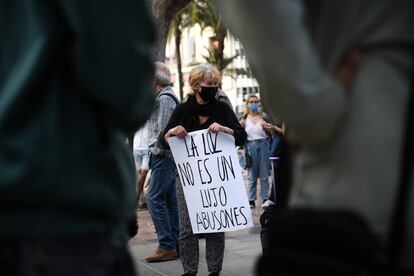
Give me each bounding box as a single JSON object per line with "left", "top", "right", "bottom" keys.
{"left": 162, "top": 95, "right": 247, "bottom": 147}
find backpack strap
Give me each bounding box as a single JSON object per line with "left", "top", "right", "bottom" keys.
{"left": 262, "top": 112, "right": 273, "bottom": 124}
{"left": 160, "top": 92, "right": 180, "bottom": 105}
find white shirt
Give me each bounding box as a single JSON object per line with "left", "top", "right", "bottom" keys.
{"left": 133, "top": 121, "right": 150, "bottom": 150}
{"left": 245, "top": 115, "right": 267, "bottom": 141}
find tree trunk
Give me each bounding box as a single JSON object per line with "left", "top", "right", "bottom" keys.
{"left": 216, "top": 26, "right": 227, "bottom": 77}
{"left": 175, "top": 22, "right": 184, "bottom": 100}
{"left": 147, "top": 0, "right": 191, "bottom": 61}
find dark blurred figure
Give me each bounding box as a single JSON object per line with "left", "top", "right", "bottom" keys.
{"left": 264, "top": 123, "right": 291, "bottom": 210}
{"left": 0, "top": 1, "right": 155, "bottom": 275}
{"left": 215, "top": 0, "right": 414, "bottom": 273}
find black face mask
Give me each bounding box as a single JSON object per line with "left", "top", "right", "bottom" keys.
{"left": 199, "top": 86, "right": 218, "bottom": 102}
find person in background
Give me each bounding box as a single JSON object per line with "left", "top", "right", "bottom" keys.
{"left": 145, "top": 62, "right": 180, "bottom": 262}
{"left": 240, "top": 95, "right": 274, "bottom": 208}
{"left": 163, "top": 64, "right": 247, "bottom": 276}
{"left": 133, "top": 120, "right": 151, "bottom": 210}
{"left": 0, "top": 0, "right": 155, "bottom": 275}
{"left": 262, "top": 122, "right": 285, "bottom": 209}
{"left": 214, "top": 0, "right": 414, "bottom": 272}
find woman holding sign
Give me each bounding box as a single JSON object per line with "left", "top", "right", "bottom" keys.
{"left": 163, "top": 64, "right": 247, "bottom": 276}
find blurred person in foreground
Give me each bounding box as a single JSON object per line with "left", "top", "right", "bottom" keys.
{"left": 0, "top": 1, "right": 155, "bottom": 275}
{"left": 215, "top": 0, "right": 414, "bottom": 272}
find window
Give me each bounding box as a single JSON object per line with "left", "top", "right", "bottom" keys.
{"left": 237, "top": 87, "right": 242, "bottom": 97}
{"left": 188, "top": 36, "right": 196, "bottom": 60}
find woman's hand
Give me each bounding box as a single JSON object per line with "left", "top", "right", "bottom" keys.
{"left": 262, "top": 122, "right": 284, "bottom": 136}
{"left": 208, "top": 122, "right": 223, "bottom": 133}
{"left": 208, "top": 122, "right": 234, "bottom": 135}
{"left": 262, "top": 122, "right": 273, "bottom": 131}
{"left": 165, "top": 125, "right": 188, "bottom": 139}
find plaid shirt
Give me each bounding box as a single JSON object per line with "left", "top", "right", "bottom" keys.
{"left": 148, "top": 86, "right": 179, "bottom": 156}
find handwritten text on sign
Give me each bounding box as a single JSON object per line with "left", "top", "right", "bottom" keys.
{"left": 168, "top": 129, "right": 253, "bottom": 234}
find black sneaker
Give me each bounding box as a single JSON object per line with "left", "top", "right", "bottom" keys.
{"left": 249, "top": 200, "right": 255, "bottom": 208}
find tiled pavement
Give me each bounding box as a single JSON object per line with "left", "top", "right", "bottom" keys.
{"left": 128, "top": 173, "right": 270, "bottom": 276}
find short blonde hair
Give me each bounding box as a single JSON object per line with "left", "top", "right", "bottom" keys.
{"left": 189, "top": 64, "right": 221, "bottom": 92}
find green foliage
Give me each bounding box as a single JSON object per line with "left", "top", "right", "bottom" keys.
{"left": 169, "top": 0, "right": 236, "bottom": 76}
{"left": 186, "top": 61, "right": 202, "bottom": 67}
{"left": 191, "top": 0, "right": 224, "bottom": 35}
{"left": 202, "top": 47, "right": 237, "bottom": 71}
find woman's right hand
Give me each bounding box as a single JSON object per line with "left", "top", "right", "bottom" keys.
{"left": 165, "top": 125, "right": 188, "bottom": 139}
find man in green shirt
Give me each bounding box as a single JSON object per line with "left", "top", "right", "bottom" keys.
{"left": 0, "top": 1, "right": 155, "bottom": 274}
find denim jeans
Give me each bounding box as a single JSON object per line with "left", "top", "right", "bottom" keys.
{"left": 269, "top": 134, "right": 283, "bottom": 202}
{"left": 0, "top": 234, "right": 135, "bottom": 276}
{"left": 246, "top": 139, "right": 271, "bottom": 202}
{"left": 147, "top": 154, "right": 179, "bottom": 250}
{"left": 270, "top": 133, "right": 282, "bottom": 157}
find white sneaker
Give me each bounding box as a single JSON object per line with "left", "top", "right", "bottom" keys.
{"left": 261, "top": 199, "right": 275, "bottom": 208}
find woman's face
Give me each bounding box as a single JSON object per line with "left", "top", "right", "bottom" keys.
{"left": 248, "top": 97, "right": 260, "bottom": 105}
{"left": 194, "top": 74, "right": 219, "bottom": 104}
{"left": 248, "top": 97, "right": 261, "bottom": 112}
{"left": 197, "top": 75, "right": 218, "bottom": 93}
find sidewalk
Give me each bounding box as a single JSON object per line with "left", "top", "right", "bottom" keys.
{"left": 128, "top": 208, "right": 264, "bottom": 276}
{"left": 128, "top": 172, "right": 268, "bottom": 276}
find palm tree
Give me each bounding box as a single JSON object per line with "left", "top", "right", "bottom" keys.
{"left": 191, "top": 0, "right": 237, "bottom": 77}
{"left": 202, "top": 47, "right": 238, "bottom": 78}
{"left": 149, "top": 0, "right": 237, "bottom": 95}
{"left": 168, "top": 1, "right": 198, "bottom": 100}
{"left": 169, "top": 14, "right": 185, "bottom": 100}
{"left": 170, "top": 0, "right": 237, "bottom": 91}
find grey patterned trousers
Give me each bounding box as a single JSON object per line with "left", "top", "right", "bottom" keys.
{"left": 176, "top": 176, "right": 225, "bottom": 275}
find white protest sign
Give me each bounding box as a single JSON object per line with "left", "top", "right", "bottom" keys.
{"left": 168, "top": 129, "right": 253, "bottom": 234}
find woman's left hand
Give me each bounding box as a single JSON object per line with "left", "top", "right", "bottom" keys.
{"left": 208, "top": 122, "right": 234, "bottom": 135}
{"left": 262, "top": 122, "right": 273, "bottom": 130}
{"left": 208, "top": 122, "right": 224, "bottom": 133}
